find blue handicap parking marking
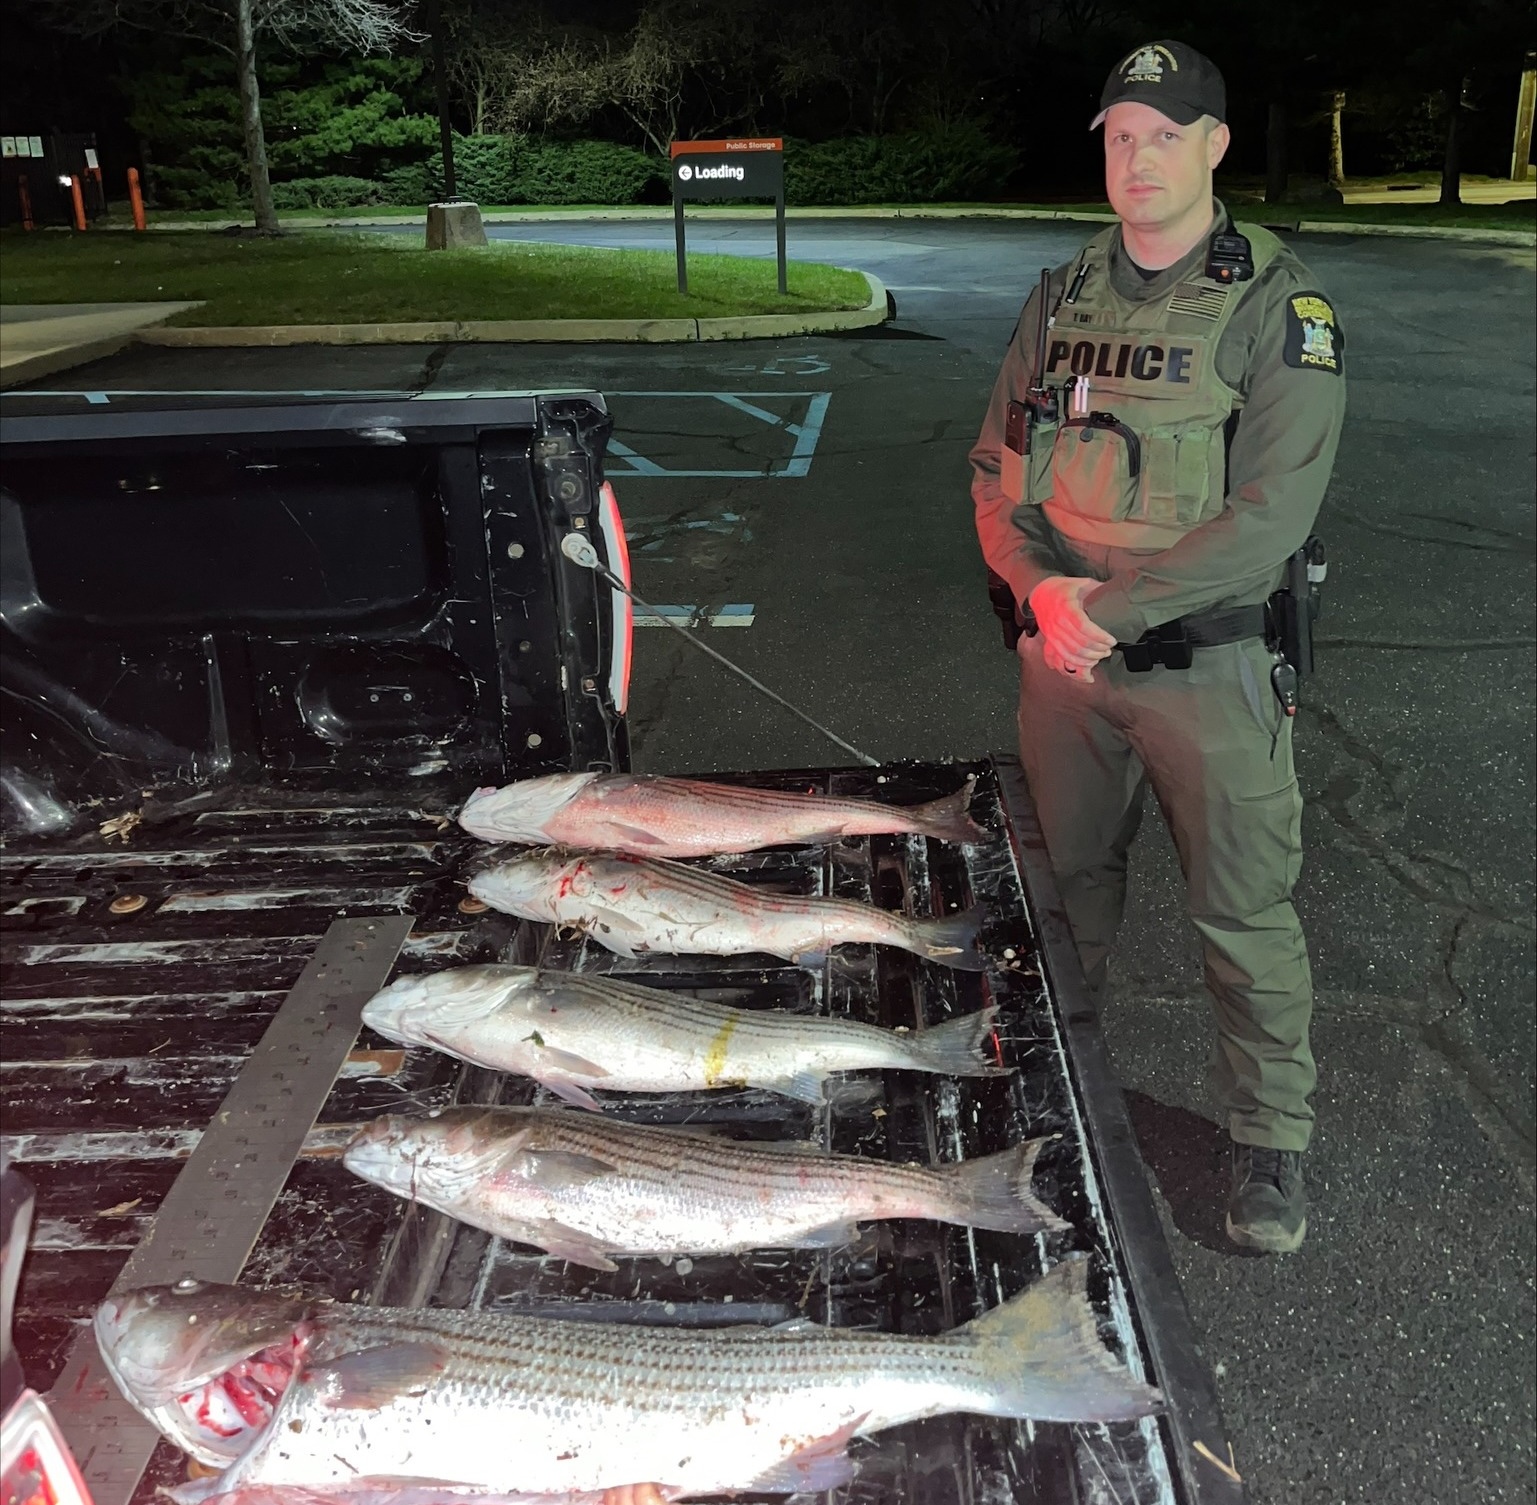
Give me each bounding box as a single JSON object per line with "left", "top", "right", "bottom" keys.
{"left": 606, "top": 391, "right": 831, "bottom": 479}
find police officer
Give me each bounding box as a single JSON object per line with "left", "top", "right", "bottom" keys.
{"left": 970, "top": 41, "right": 1345, "bottom": 1254}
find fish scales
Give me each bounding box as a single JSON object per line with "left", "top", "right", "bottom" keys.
{"left": 457, "top": 772, "right": 984, "bottom": 857}
{"left": 96, "top": 1274, "right": 1160, "bottom": 1501}
{"left": 342, "top": 1108, "right": 1067, "bottom": 1263}
{"left": 468, "top": 852, "right": 986, "bottom": 970}
{"left": 581, "top": 857, "right": 817, "bottom": 909}
{"left": 360, "top": 965, "right": 1004, "bottom": 1107}
{"left": 253, "top": 1309, "right": 977, "bottom": 1488}
{"left": 454, "top": 1116, "right": 880, "bottom": 1190}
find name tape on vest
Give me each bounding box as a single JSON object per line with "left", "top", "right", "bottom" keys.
{"left": 1045, "top": 337, "right": 1205, "bottom": 386}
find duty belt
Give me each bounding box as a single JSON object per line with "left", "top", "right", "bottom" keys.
{"left": 1115, "top": 604, "right": 1269, "bottom": 672}
{"left": 1018, "top": 602, "right": 1269, "bottom": 671}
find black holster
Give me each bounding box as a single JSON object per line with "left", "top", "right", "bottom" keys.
{"left": 1267, "top": 535, "right": 1326, "bottom": 677}
{"left": 987, "top": 569, "right": 1023, "bottom": 651}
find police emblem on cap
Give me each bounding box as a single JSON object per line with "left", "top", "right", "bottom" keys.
{"left": 1094, "top": 40, "right": 1224, "bottom": 127}
{"left": 1122, "top": 44, "right": 1177, "bottom": 84}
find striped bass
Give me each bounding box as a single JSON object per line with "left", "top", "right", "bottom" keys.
{"left": 341, "top": 1107, "right": 1068, "bottom": 1268}
{"left": 457, "top": 772, "right": 984, "bottom": 857}
{"left": 467, "top": 851, "right": 987, "bottom": 970}
{"left": 95, "top": 1268, "right": 1161, "bottom": 1503}
{"left": 360, "top": 964, "right": 1007, "bottom": 1109}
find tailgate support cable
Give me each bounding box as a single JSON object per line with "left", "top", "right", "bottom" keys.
{"left": 560, "top": 532, "right": 879, "bottom": 767}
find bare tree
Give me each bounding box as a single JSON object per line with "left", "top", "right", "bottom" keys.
{"left": 443, "top": 0, "right": 576, "bottom": 135}
{"left": 497, "top": 35, "right": 611, "bottom": 136}
{"left": 470, "top": 0, "right": 760, "bottom": 153}
{"left": 774, "top": 2, "right": 915, "bottom": 134}
{"left": 596, "top": 1, "right": 738, "bottom": 155}
{"left": 51, "top": 0, "right": 418, "bottom": 230}
{"left": 444, "top": 21, "right": 521, "bottom": 134}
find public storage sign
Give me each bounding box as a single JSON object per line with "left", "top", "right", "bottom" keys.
{"left": 668, "top": 138, "right": 787, "bottom": 293}
{"left": 670, "top": 138, "right": 784, "bottom": 199}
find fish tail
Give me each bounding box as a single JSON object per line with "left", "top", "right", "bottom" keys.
{"left": 907, "top": 777, "right": 986, "bottom": 845}
{"left": 910, "top": 902, "right": 987, "bottom": 971}
{"left": 955, "top": 1257, "right": 1164, "bottom": 1423}
{"left": 937, "top": 1139, "right": 1071, "bottom": 1235}
{"left": 904, "top": 1006, "right": 1008, "bottom": 1078}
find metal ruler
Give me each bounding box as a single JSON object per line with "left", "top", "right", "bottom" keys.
{"left": 44, "top": 914, "right": 413, "bottom": 1505}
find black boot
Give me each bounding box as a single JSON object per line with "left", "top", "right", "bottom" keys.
{"left": 1226, "top": 1142, "right": 1306, "bottom": 1253}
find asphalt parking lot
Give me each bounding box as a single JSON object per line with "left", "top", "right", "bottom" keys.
{"left": 12, "top": 217, "right": 1535, "bottom": 1504}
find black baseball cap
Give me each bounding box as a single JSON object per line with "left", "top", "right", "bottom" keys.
{"left": 1091, "top": 41, "right": 1226, "bottom": 129}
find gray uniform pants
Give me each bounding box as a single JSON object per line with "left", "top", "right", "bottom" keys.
{"left": 1017, "top": 632, "right": 1316, "bottom": 1151}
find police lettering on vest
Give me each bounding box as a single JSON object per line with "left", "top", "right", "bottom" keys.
{"left": 1015, "top": 220, "right": 1289, "bottom": 549}
{"left": 1045, "top": 338, "right": 1197, "bottom": 385}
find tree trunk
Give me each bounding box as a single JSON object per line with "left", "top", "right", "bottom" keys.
{"left": 1266, "top": 98, "right": 1289, "bottom": 203}
{"left": 1512, "top": 67, "right": 1536, "bottom": 180}
{"left": 1440, "top": 75, "right": 1466, "bottom": 205}
{"left": 234, "top": 0, "right": 279, "bottom": 232}
{"left": 428, "top": 0, "right": 458, "bottom": 198}
{"left": 1327, "top": 90, "right": 1346, "bottom": 188}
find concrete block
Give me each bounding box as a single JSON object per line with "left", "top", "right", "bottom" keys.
{"left": 426, "top": 201, "right": 489, "bottom": 250}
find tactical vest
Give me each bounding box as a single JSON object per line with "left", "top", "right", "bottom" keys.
{"left": 1023, "top": 221, "right": 1284, "bottom": 549}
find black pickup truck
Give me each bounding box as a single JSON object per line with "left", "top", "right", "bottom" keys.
{"left": 0, "top": 390, "right": 1244, "bottom": 1505}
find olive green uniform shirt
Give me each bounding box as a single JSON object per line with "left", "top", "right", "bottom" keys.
{"left": 970, "top": 203, "right": 1346, "bottom": 643}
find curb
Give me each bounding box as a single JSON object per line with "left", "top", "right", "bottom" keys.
{"left": 0, "top": 300, "right": 205, "bottom": 390}
{"left": 1292, "top": 219, "right": 1535, "bottom": 247}
{"left": 1, "top": 334, "right": 138, "bottom": 388}
{"left": 126, "top": 204, "right": 1534, "bottom": 246}
{"left": 135, "top": 271, "right": 890, "bottom": 348}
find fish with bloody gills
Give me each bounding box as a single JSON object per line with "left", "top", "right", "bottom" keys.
{"left": 94, "top": 1269, "right": 1161, "bottom": 1504}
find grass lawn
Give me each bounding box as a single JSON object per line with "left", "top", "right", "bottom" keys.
{"left": 0, "top": 231, "right": 872, "bottom": 325}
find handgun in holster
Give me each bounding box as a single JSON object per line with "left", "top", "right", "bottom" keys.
{"left": 1267, "top": 535, "right": 1327, "bottom": 677}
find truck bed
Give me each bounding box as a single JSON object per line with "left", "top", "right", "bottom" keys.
{"left": 1, "top": 757, "right": 1239, "bottom": 1505}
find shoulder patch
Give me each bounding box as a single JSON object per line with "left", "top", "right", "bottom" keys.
{"left": 1283, "top": 291, "right": 1343, "bottom": 375}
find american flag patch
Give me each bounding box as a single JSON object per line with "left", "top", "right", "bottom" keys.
{"left": 1168, "top": 283, "right": 1229, "bottom": 320}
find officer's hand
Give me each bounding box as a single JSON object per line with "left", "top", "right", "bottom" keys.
{"left": 1027, "top": 577, "right": 1117, "bottom": 679}
{"left": 1043, "top": 638, "right": 1104, "bottom": 683}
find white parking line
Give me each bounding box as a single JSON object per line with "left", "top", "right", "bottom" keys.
{"left": 634, "top": 604, "right": 756, "bottom": 628}
{"left": 606, "top": 391, "right": 830, "bottom": 478}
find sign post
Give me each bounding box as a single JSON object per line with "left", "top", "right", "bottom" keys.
{"left": 669, "top": 138, "right": 785, "bottom": 296}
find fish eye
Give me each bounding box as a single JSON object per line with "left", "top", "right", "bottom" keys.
{"left": 173, "top": 1277, "right": 203, "bottom": 1294}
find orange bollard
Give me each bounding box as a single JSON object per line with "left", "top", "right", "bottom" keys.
{"left": 127, "top": 166, "right": 146, "bottom": 231}
{"left": 69, "top": 174, "right": 88, "bottom": 230}
{"left": 17, "top": 173, "right": 34, "bottom": 230}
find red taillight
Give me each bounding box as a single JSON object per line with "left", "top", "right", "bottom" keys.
{"left": 596, "top": 480, "right": 633, "bottom": 717}
{"left": 1, "top": 1391, "right": 93, "bottom": 1505}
